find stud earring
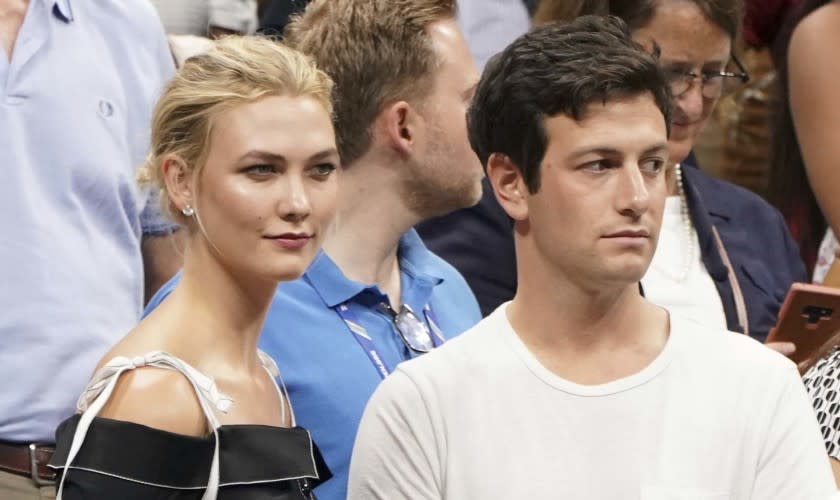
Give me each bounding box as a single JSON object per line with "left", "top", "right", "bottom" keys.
{"left": 181, "top": 205, "right": 195, "bottom": 217}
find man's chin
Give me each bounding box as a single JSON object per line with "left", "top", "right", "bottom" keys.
{"left": 601, "top": 260, "right": 651, "bottom": 287}
{"left": 464, "top": 178, "right": 484, "bottom": 207}
{"left": 419, "top": 181, "right": 483, "bottom": 219}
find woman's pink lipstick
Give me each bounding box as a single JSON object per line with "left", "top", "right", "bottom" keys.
{"left": 266, "top": 232, "right": 313, "bottom": 250}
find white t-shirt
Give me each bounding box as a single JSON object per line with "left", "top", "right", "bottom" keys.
{"left": 642, "top": 196, "right": 727, "bottom": 330}
{"left": 349, "top": 304, "right": 836, "bottom": 500}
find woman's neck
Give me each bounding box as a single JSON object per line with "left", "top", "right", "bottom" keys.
{"left": 164, "top": 239, "right": 277, "bottom": 376}
{"left": 665, "top": 161, "right": 679, "bottom": 196}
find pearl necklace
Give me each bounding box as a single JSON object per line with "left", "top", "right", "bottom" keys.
{"left": 673, "top": 163, "right": 694, "bottom": 283}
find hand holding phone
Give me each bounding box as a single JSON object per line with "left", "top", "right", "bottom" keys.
{"left": 766, "top": 283, "right": 840, "bottom": 370}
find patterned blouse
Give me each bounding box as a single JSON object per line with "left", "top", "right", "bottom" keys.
{"left": 803, "top": 346, "right": 840, "bottom": 459}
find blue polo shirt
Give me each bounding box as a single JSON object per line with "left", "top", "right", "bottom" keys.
{"left": 145, "top": 229, "right": 481, "bottom": 500}
{"left": 0, "top": 0, "right": 174, "bottom": 442}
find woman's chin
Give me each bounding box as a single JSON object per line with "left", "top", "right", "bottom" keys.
{"left": 667, "top": 135, "right": 694, "bottom": 165}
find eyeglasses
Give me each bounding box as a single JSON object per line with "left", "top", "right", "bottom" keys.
{"left": 380, "top": 303, "right": 435, "bottom": 353}
{"left": 663, "top": 53, "right": 750, "bottom": 99}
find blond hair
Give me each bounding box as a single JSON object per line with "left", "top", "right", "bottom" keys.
{"left": 139, "top": 35, "right": 334, "bottom": 222}
{"left": 284, "top": 0, "right": 456, "bottom": 166}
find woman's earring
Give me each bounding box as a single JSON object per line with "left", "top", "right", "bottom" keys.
{"left": 181, "top": 205, "right": 195, "bottom": 217}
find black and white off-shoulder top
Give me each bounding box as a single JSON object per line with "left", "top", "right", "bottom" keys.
{"left": 48, "top": 351, "right": 330, "bottom": 500}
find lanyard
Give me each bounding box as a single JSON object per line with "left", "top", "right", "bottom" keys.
{"left": 711, "top": 226, "right": 749, "bottom": 336}
{"left": 334, "top": 302, "right": 445, "bottom": 379}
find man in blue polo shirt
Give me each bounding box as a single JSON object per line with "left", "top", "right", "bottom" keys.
{"left": 145, "top": 1, "right": 482, "bottom": 498}
{"left": 0, "top": 0, "right": 177, "bottom": 497}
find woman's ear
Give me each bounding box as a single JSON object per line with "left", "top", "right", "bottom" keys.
{"left": 161, "top": 155, "right": 194, "bottom": 216}
{"left": 486, "top": 153, "right": 529, "bottom": 221}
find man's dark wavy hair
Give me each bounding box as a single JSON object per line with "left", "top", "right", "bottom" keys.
{"left": 467, "top": 15, "right": 672, "bottom": 193}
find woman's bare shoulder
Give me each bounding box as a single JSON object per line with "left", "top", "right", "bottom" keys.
{"left": 91, "top": 318, "right": 207, "bottom": 437}
{"left": 791, "top": 2, "right": 840, "bottom": 55}
{"left": 96, "top": 364, "right": 208, "bottom": 437}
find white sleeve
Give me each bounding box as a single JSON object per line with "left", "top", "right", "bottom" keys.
{"left": 208, "top": 0, "right": 258, "bottom": 33}
{"left": 456, "top": 0, "right": 530, "bottom": 71}
{"left": 753, "top": 366, "right": 837, "bottom": 500}
{"left": 348, "top": 370, "right": 443, "bottom": 500}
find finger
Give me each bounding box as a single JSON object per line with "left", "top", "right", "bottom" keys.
{"left": 765, "top": 341, "right": 797, "bottom": 356}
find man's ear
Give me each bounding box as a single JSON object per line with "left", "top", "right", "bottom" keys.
{"left": 486, "top": 153, "right": 529, "bottom": 221}
{"left": 161, "top": 155, "right": 194, "bottom": 215}
{"left": 379, "top": 100, "right": 422, "bottom": 158}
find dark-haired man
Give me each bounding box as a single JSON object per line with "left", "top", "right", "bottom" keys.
{"left": 348, "top": 16, "right": 835, "bottom": 499}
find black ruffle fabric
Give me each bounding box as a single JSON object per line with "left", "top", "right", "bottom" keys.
{"left": 49, "top": 414, "right": 331, "bottom": 499}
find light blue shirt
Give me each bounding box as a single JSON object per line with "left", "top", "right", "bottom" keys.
{"left": 0, "top": 0, "right": 175, "bottom": 441}
{"left": 146, "top": 229, "right": 482, "bottom": 500}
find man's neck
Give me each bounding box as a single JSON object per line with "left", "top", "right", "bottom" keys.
{"left": 0, "top": 0, "right": 29, "bottom": 60}
{"left": 323, "top": 159, "right": 419, "bottom": 306}
{"left": 507, "top": 268, "right": 669, "bottom": 385}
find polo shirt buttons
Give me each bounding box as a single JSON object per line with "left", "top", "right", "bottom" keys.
{"left": 98, "top": 99, "right": 114, "bottom": 118}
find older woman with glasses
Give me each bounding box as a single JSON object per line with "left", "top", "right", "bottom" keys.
{"left": 419, "top": 0, "right": 807, "bottom": 348}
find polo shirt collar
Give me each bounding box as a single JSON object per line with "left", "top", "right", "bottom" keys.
{"left": 52, "top": 0, "right": 74, "bottom": 23}
{"left": 305, "top": 229, "right": 445, "bottom": 308}
{"left": 397, "top": 228, "right": 444, "bottom": 285}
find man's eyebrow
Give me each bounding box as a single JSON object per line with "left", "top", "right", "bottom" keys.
{"left": 566, "top": 142, "right": 669, "bottom": 161}
{"left": 566, "top": 146, "right": 624, "bottom": 161}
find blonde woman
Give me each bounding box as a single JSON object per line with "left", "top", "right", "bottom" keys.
{"left": 47, "top": 36, "right": 338, "bottom": 499}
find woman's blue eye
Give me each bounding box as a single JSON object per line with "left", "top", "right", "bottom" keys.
{"left": 246, "top": 164, "right": 276, "bottom": 175}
